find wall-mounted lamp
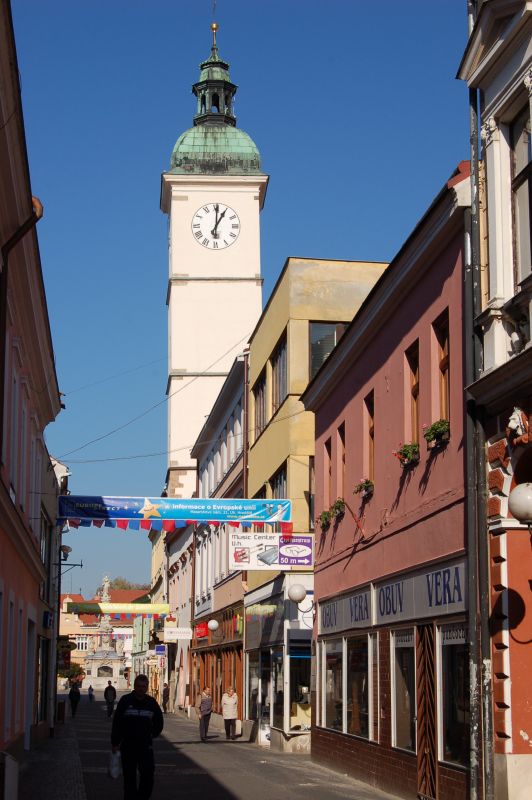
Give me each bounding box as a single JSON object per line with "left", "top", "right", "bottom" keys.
{"left": 508, "top": 482, "right": 532, "bottom": 545}
{"left": 207, "top": 619, "right": 219, "bottom": 632}
{"left": 288, "top": 583, "right": 315, "bottom": 615}
{"left": 60, "top": 544, "right": 72, "bottom": 561}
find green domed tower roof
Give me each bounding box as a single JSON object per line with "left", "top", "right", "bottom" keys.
{"left": 169, "top": 23, "right": 263, "bottom": 176}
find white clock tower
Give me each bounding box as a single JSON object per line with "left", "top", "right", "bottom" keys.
{"left": 161, "top": 23, "right": 268, "bottom": 498}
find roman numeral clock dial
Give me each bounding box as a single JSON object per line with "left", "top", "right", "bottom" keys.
{"left": 191, "top": 203, "right": 240, "bottom": 249}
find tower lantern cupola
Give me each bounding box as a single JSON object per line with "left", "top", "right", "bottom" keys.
{"left": 193, "top": 22, "right": 237, "bottom": 127}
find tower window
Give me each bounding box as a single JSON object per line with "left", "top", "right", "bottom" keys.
{"left": 212, "top": 93, "right": 220, "bottom": 112}
{"left": 201, "top": 94, "right": 206, "bottom": 113}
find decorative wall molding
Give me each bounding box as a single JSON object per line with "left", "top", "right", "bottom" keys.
{"left": 481, "top": 116, "right": 499, "bottom": 147}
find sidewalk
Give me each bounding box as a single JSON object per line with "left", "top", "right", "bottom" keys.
{"left": 19, "top": 694, "right": 86, "bottom": 800}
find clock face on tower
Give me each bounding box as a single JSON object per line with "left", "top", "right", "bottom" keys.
{"left": 191, "top": 203, "right": 240, "bottom": 250}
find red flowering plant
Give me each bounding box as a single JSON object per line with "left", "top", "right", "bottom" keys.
{"left": 393, "top": 442, "right": 420, "bottom": 468}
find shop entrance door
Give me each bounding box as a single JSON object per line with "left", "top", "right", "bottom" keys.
{"left": 416, "top": 624, "right": 437, "bottom": 800}
{"left": 258, "top": 649, "right": 271, "bottom": 745}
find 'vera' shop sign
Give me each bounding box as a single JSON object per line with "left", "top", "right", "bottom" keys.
{"left": 375, "top": 558, "right": 466, "bottom": 624}
{"left": 318, "top": 558, "right": 467, "bottom": 634}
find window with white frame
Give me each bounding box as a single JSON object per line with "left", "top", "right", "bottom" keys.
{"left": 9, "top": 370, "right": 20, "bottom": 492}
{"left": 439, "top": 622, "right": 468, "bottom": 766}
{"left": 320, "top": 635, "right": 375, "bottom": 739}
{"left": 235, "top": 402, "right": 243, "bottom": 455}
{"left": 228, "top": 415, "right": 235, "bottom": 464}
{"left": 511, "top": 104, "right": 531, "bottom": 284}
{"left": 76, "top": 635, "right": 89, "bottom": 651}
{"left": 347, "top": 636, "right": 369, "bottom": 738}
{"left": 392, "top": 628, "right": 416, "bottom": 752}
{"left": 323, "top": 639, "right": 343, "bottom": 730}
{"left": 19, "top": 395, "right": 28, "bottom": 509}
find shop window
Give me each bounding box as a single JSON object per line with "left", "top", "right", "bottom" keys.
{"left": 510, "top": 104, "right": 531, "bottom": 284}
{"left": 309, "top": 322, "right": 346, "bottom": 380}
{"left": 324, "top": 639, "right": 343, "bottom": 731}
{"left": 289, "top": 641, "right": 311, "bottom": 731}
{"left": 439, "top": 622, "right": 469, "bottom": 766}
{"left": 247, "top": 651, "right": 259, "bottom": 720}
{"left": 272, "top": 648, "right": 284, "bottom": 728}
{"left": 347, "top": 636, "right": 369, "bottom": 738}
{"left": 271, "top": 332, "right": 287, "bottom": 413}
{"left": 392, "top": 629, "right": 416, "bottom": 752}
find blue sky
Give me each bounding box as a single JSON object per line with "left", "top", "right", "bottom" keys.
{"left": 12, "top": 0, "right": 469, "bottom": 596}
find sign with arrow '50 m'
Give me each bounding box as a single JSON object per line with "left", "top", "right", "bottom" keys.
{"left": 229, "top": 533, "right": 314, "bottom": 571}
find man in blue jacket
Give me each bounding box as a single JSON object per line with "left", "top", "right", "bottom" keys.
{"left": 111, "top": 674, "right": 164, "bottom": 800}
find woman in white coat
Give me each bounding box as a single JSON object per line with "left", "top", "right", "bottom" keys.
{"left": 221, "top": 686, "right": 238, "bottom": 740}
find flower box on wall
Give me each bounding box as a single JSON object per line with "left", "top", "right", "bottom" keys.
{"left": 423, "top": 419, "right": 450, "bottom": 449}
{"left": 393, "top": 442, "right": 420, "bottom": 468}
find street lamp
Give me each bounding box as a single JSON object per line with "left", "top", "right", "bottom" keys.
{"left": 508, "top": 483, "right": 532, "bottom": 544}
{"left": 207, "top": 619, "right": 219, "bottom": 632}
{"left": 288, "top": 583, "right": 315, "bottom": 615}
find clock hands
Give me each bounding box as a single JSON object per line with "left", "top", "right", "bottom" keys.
{"left": 210, "top": 204, "right": 219, "bottom": 237}
{"left": 211, "top": 206, "right": 227, "bottom": 239}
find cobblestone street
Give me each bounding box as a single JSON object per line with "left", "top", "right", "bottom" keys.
{"left": 19, "top": 692, "right": 402, "bottom": 800}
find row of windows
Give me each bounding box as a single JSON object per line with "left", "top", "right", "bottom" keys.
{"left": 253, "top": 322, "right": 345, "bottom": 441}
{"left": 199, "top": 402, "right": 243, "bottom": 497}
{"left": 324, "top": 309, "right": 449, "bottom": 501}
{"left": 2, "top": 345, "right": 46, "bottom": 538}
{"left": 318, "top": 622, "right": 468, "bottom": 767}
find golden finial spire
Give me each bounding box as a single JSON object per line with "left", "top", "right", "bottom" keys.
{"left": 211, "top": 21, "right": 219, "bottom": 48}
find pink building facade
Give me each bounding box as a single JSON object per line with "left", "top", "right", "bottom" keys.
{"left": 1, "top": 0, "right": 63, "bottom": 763}
{"left": 302, "top": 165, "right": 472, "bottom": 800}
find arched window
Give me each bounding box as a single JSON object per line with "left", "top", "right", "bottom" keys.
{"left": 98, "top": 665, "right": 113, "bottom": 677}
{"left": 201, "top": 93, "right": 206, "bottom": 113}
{"left": 211, "top": 93, "right": 220, "bottom": 112}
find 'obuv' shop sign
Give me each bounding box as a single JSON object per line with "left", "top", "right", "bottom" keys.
{"left": 318, "top": 558, "right": 466, "bottom": 635}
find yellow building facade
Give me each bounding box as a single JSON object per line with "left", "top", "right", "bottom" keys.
{"left": 243, "top": 257, "right": 386, "bottom": 751}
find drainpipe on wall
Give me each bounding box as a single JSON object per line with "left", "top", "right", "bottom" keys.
{"left": 0, "top": 196, "right": 43, "bottom": 460}
{"left": 464, "top": 12, "right": 494, "bottom": 791}
{"left": 241, "top": 348, "right": 250, "bottom": 592}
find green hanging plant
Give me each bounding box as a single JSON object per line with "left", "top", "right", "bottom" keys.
{"left": 330, "top": 498, "right": 346, "bottom": 518}
{"left": 318, "top": 509, "right": 332, "bottom": 530}
{"left": 423, "top": 419, "right": 450, "bottom": 447}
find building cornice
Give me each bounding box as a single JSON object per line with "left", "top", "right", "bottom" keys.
{"left": 160, "top": 172, "right": 269, "bottom": 213}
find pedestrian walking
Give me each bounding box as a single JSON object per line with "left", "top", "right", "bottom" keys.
{"left": 111, "top": 674, "right": 163, "bottom": 800}
{"left": 68, "top": 683, "right": 81, "bottom": 717}
{"left": 195, "top": 686, "right": 212, "bottom": 741}
{"left": 104, "top": 679, "right": 117, "bottom": 718}
{"left": 162, "top": 683, "right": 169, "bottom": 714}
{"left": 88, "top": 685, "right": 94, "bottom": 703}
{"left": 221, "top": 685, "right": 238, "bottom": 740}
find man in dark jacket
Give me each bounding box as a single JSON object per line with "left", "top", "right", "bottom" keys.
{"left": 104, "top": 680, "right": 117, "bottom": 718}
{"left": 111, "top": 674, "right": 163, "bottom": 800}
